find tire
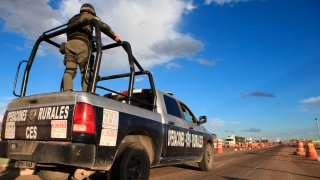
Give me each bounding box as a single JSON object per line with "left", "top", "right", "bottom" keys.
{"left": 109, "top": 143, "right": 150, "bottom": 180}
{"left": 198, "top": 143, "right": 214, "bottom": 171}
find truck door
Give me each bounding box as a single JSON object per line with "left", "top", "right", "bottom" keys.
{"left": 163, "top": 95, "right": 188, "bottom": 158}
{"left": 180, "top": 102, "right": 205, "bottom": 157}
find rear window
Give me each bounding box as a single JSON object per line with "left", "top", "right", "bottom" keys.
{"left": 105, "top": 89, "right": 154, "bottom": 111}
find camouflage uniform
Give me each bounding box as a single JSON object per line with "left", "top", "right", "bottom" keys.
{"left": 63, "top": 12, "right": 118, "bottom": 91}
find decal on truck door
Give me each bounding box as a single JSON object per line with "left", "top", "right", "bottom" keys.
{"left": 167, "top": 130, "right": 203, "bottom": 148}
{"left": 99, "top": 109, "right": 119, "bottom": 146}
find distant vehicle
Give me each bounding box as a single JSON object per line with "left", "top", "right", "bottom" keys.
{"left": 246, "top": 137, "right": 253, "bottom": 144}
{"left": 224, "top": 135, "right": 245, "bottom": 147}
{"left": 259, "top": 138, "right": 270, "bottom": 143}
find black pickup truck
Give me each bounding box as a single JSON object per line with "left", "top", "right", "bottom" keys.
{"left": 0, "top": 19, "right": 214, "bottom": 180}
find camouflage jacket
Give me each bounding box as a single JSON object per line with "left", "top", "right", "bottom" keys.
{"left": 67, "top": 13, "right": 117, "bottom": 42}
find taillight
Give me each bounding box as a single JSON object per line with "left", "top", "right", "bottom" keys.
{"left": 73, "top": 102, "right": 95, "bottom": 134}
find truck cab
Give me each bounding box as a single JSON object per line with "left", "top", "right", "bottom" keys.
{"left": 0, "top": 18, "right": 214, "bottom": 180}
{"left": 225, "top": 135, "right": 236, "bottom": 147}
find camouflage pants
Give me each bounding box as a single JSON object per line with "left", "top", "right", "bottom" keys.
{"left": 63, "top": 39, "right": 89, "bottom": 91}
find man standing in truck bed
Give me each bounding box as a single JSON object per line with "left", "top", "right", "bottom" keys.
{"left": 62, "top": 3, "right": 121, "bottom": 92}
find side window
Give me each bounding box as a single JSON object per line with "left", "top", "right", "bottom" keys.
{"left": 163, "top": 95, "right": 182, "bottom": 118}
{"left": 180, "top": 103, "right": 196, "bottom": 123}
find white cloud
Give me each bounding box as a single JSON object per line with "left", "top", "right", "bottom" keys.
{"left": 204, "top": 0, "right": 214, "bottom": 5}
{"left": 260, "top": 127, "right": 317, "bottom": 141}
{"left": 299, "top": 96, "right": 320, "bottom": 113}
{"left": 204, "top": 118, "right": 241, "bottom": 138}
{"left": 205, "top": 0, "right": 252, "bottom": 6}
{"left": 166, "top": 62, "right": 182, "bottom": 70}
{"left": 0, "top": 97, "right": 13, "bottom": 116}
{"left": 0, "top": 102, "right": 6, "bottom": 115}
{"left": 0, "top": 99, "right": 5, "bottom": 125}
{"left": 242, "top": 127, "right": 261, "bottom": 133}
{"left": 135, "top": 77, "right": 144, "bottom": 82}
{"left": 206, "top": 118, "right": 225, "bottom": 128}
{"left": 206, "top": 118, "right": 240, "bottom": 129}
{"left": 59, "top": 0, "right": 83, "bottom": 19}
{"left": 0, "top": 0, "right": 204, "bottom": 70}
{"left": 185, "top": 1, "right": 197, "bottom": 12}
{"left": 300, "top": 96, "right": 320, "bottom": 104}
{"left": 0, "top": 0, "right": 63, "bottom": 40}
{"left": 151, "top": 34, "right": 203, "bottom": 58}
{"left": 198, "top": 58, "right": 215, "bottom": 66}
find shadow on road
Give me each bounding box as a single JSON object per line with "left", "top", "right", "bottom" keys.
{"left": 219, "top": 176, "right": 249, "bottom": 180}
{"left": 0, "top": 167, "right": 20, "bottom": 180}
{"left": 172, "top": 163, "right": 201, "bottom": 171}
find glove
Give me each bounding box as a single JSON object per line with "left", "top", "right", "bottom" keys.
{"left": 114, "top": 34, "right": 120, "bottom": 42}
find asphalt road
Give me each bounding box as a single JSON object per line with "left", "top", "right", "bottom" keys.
{"left": 150, "top": 145, "right": 320, "bottom": 180}
{"left": 1, "top": 145, "right": 319, "bottom": 180}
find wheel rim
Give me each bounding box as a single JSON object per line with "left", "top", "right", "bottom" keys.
{"left": 206, "top": 146, "right": 213, "bottom": 164}
{"left": 127, "top": 154, "right": 144, "bottom": 179}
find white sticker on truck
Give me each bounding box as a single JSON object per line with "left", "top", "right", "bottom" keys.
{"left": 102, "top": 109, "right": 119, "bottom": 129}
{"left": 100, "top": 129, "right": 118, "bottom": 146}
{"left": 100, "top": 109, "right": 119, "bottom": 146}
{"left": 51, "top": 120, "right": 67, "bottom": 138}
{"left": 5, "top": 122, "right": 16, "bottom": 139}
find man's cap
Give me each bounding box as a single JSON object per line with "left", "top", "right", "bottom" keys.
{"left": 80, "top": 3, "right": 96, "bottom": 16}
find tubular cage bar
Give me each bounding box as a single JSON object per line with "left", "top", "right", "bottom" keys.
{"left": 14, "top": 19, "right": 157, "bottom": 110}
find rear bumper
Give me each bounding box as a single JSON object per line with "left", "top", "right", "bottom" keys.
{"left": 0, "top": 140, "right": 95, "bottom": 169}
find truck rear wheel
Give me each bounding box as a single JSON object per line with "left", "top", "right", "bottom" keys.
{"left": 198, "top": 143, "right": 214, "bottom": 171}
{"left": 110, "top": 143, "right": 150, "bottom": 180}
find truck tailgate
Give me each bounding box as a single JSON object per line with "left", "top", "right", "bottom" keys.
{"left": 2, "top": 92, "right": 75, "bottom": 141}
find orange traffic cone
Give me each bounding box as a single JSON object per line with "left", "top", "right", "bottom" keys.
{"left": 305, "top": 142, "right": 318, "bottom": 160}
{"left": 216, "top": 139, "right": 223, "bottom": 153}
{"left": 295, "top": 141, "right": 305, "bottom": 156}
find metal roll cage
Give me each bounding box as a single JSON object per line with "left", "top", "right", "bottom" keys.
{"left": 13, "top": 19, "right": 157, "bottom": 110}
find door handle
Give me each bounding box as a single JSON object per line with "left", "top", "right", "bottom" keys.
{"left": 168, "top": 121, "right": 175, "bottom": 125}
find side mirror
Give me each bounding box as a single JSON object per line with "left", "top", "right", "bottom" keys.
{"left": 198, "top": 116, "right": 207, "bottom": 124}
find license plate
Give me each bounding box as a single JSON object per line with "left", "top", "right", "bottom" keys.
{"left": 14, "top": 161, "right": 36, "bottom": 168}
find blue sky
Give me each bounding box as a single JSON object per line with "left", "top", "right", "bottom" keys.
{"left": 0, "top": 0, "right": 320, "bottom": 141}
